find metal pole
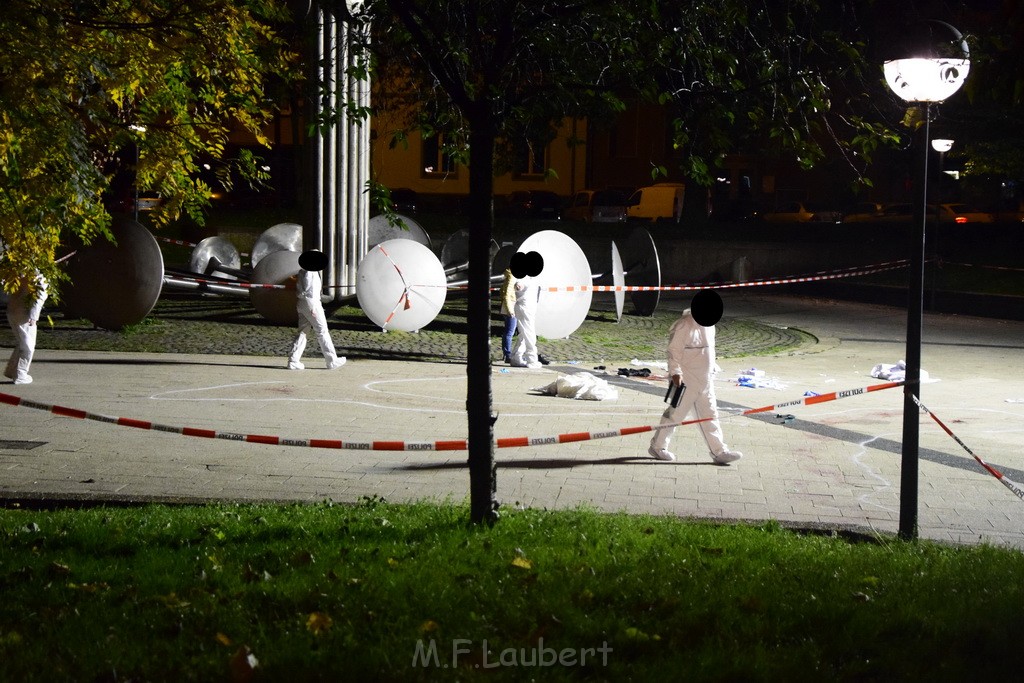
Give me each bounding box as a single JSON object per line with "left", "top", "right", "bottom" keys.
{"left": 134, "top": 144, "right": 140, "bottom": 223}
{"left": 899, "top": 104, "right": 930, "bottom": 541}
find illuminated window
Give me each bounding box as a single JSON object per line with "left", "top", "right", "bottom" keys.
{"left": 421, "top": 134, "right": 458, "bottom": 177}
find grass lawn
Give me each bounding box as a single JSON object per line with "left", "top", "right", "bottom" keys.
{"left": 1, "top": 500, "right": 1022, "bottom": 681}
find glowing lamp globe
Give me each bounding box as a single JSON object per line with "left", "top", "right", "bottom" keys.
{"left": 883, "top": 20, "right": 969, "bottom": 103}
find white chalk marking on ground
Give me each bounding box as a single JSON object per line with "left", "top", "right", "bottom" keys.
{"left": 150, "top": 381, "right": 287, "bottom": 398}
{"left": 150, "top": 381, "right": 467, "bottom": 415}
{"left": 851, "top": 433, "right": 898, "bottom": 513}
{"left": 149, "top": 379, "right": 652, "bottom": 419}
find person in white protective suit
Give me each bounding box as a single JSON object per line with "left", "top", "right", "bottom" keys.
{"left": 648, "top": 290, "right": 743, "bottom": 464}
{"left": 509, "top": 251, "right": 544, "bottom": 369}
{"left": 287, "top": 250, "right": 346, "bottom": 371}
{"left": 4, "top": 271, "right": 48, "bottom": 385}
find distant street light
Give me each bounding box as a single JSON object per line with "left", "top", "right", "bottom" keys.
{"left": 929, "top": 138, "right": 954, "bottom": 310}
{"left": 129, "top": 125, "right": 148, "bottom": 222}
{"left": 884, "top": 21, "right": 969, "bottom": 541}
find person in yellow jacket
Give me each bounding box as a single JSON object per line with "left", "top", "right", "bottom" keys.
{"left": 499, "top": 267, "right": 517, "bottom": 364}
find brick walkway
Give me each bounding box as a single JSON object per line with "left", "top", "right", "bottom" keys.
{"left": 2, "top": 291, "right": 1023, "bottom": 549}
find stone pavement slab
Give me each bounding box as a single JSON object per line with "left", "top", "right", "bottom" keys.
{"left": 1, "top": 293, "right": 1022, "bottom": 550}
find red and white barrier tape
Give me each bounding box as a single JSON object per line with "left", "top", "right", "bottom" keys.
{"left": 163, "top": 275, "right": 287, "bottom": 291}
{"left": 939, "top": 260, "right": 1024, "bottom": 274}
{"left": 912, "top": 395, "right": 1024, "bottom": 502}
{"left": 155, "top": 236, "right": 199, "bottom": 248}
{"left": 543, "top": 260, "right": 909, "bottom": 293}
{"left": 375, "top": 243, "right": 412, "bottom": 327}
{"left": 0, "top": 380, "right": 901, "bottom": 453}
{"left": 153, "top": 235, "right": 251, "bottom": 258}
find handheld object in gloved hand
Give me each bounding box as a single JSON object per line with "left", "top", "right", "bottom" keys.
{"left": 664, "top": 381, "right": 685, "bottom": 408}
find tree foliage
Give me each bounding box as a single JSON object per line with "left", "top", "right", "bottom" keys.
{"left": 947, "top": 0, "right": 1024, "bottom": 181}
{"left": 0, "top": 0, "right": 299, "bottom": 297}
{"left": 358, "top": 0, "right": 893, "bottom": 188}
{"left": 335, "top": 0, "right": 893, "bottom": 522}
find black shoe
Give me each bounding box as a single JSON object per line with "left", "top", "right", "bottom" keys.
{"left": 538, "top": 355, "right": 551, "bottom": 365}
{"left": 503, "top": 355, "right": 512, "bottom": 364}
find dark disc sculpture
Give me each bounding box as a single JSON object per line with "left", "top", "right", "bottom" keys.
{"left": 620, "top": 226, "right": 661, "bottom": 316}
{"left": 63, "top": 217, "right": 164, "bottom": 330}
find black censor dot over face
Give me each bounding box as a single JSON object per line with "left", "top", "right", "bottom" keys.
{"left": 510, "top": 251, "right": 544, "bottom": 278}
{"left": 690, "top": 289, "right": 723, "bottom": 327}
{"left": 298, "top": 250, "right": 328, "bottom": 272}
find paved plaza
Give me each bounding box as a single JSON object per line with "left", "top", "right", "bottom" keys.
{"left": 2, "top": 292, "right": 1023, "bottom": 549}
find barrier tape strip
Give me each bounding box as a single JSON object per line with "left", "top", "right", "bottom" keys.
{"left": 543, "top": 260, "right": 910, "bottom": 293}
{"left": 373, "top": 243, "right": 414, "bottom": 327}
{"left": 912, "top": 395, "right": 1024, "bottom": 501}
{"left": 163, "top": 275, "right": 287, "bottom": 291}
{"left": 155, "top": 236, "right": 199, "bottom": 248}
{"left": 153, "top": 235, "right": 250, "bottom": 258}
{"left": 0, "top": 380, "right": 901, "bottom": 453}
{"left": 939, "top": 260, "right": 1024, "bottom": 274}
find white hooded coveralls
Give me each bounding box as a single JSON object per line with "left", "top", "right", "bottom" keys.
{"left": 510, "top": 276, "right": 540, "bottom": 367}
{"left": 288, "top": 269, "right": 339, "bottom": 366}
{"left": 5, "top": 273, "right": 48, "bottom": 384}
{"left": 649, "top": 309, "right": 731, "bottom": 457}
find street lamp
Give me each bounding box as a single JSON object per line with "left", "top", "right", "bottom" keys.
{"left": 883, "top": 21, "right": 969, "bottom": 541}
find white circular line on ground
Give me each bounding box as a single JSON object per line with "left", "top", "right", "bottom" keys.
{"left": 149, "top": 379, "right": 652, "bottom": 418}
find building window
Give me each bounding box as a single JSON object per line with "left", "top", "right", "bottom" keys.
{"left": 513, "top": 139, "right": 548, "bottom": 178}
{"left": 421, "top": 134, "right": 458, "bottom": 178}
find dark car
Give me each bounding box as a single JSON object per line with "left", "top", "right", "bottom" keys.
{"left": 505, "top": 190, "right": 561, "bottom": 219}
{"left": 388, "top": 187, "right": 418, "bottom": 214}
{"left": 561, "top": 189, "right": 627, "bottom": 223}
{"left": 761, "top": 200, "right": 842, "bottom": 224}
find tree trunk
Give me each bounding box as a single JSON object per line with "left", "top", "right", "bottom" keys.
{"left": 465, "top": 108, "right": 499, "bottom": 524}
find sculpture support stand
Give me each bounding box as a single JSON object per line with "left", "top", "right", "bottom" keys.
{"left": 303, "top": 3, "right": 370, "bottom": 302}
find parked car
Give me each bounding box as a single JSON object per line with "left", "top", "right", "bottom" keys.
{"left": 874, "top": 203, "right": 914, "bottom": 222}
{"left": 505, "top": 190, "right": 561, "bottom": 219}
{"left": 842, "top": 202, "right": 885, "bottom": 223}
{"left": 876, "top": 203, "right": 995, "bottom": 224}
{"left": 387, "top": 187, "right": 418, "bottom": 214}
{"left": 761, "top": 201, "right": 842, "bottom": 224}
{"left": 561, "top": 189, "right": 627, "bottom": 223}
{"left": 936, "top": 203, "right": 995, "bottom": 224}
{"left": 625, "top": 183, "right": 685, "bottom": 222}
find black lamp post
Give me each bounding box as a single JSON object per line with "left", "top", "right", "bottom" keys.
{"left": 883, "top": 21, "right": 970, "bottom": 541}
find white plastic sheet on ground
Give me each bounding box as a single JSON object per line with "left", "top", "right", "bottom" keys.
{"left": 535, "top": 372, "right": 619, "bottom": 401}
{"left": 732, "top": 367, "right": 788, "bottom": 391}
{"left": 871, "top": 360, "right": 932, "bottom": 383}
